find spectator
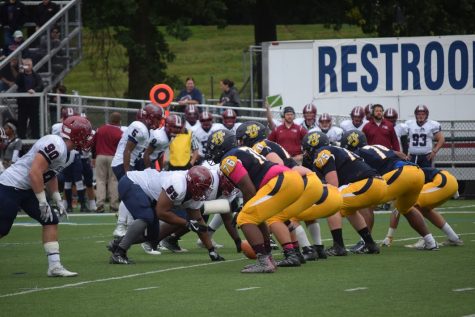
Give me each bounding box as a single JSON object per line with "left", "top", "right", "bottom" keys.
{"left": 217, "top": 78, "right": 240, "bottom": 110}
{"left": 406, "top": 105, "right": 445, "bottom": 168}
{"left": 93, "top": 112, "right": 123, "bottom": 213}
{"left": 176, "top": 77, "right": 203, "bottom": 107}
{"left": 3, "top": 30, "right": 24, "bottom": 56}
{"left": 15, "top": 58, "right": 44, "bottom": 139}
{"left": 0, "top": 0, "right": 26, "bottom": 47}
{"left": 1, "top": 119, "right": 21, "bottom": 168}
{"left": 35, "top": 0, "right": 59, "bottom": 29}
{"left": 36, "top": 25, "right": 66, "bottom": 74}
{"left": 268, "top": 106, "right": 307, "bottom": 164}
{"left": 0, "top": 55, "right": 18, "bottom": 91}
{"left": 362, "top": 104, "right": 400, "bottom": 151}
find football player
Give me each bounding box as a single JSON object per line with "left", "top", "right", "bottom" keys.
{"left": 340, "top": 106, "right": 368, "bottom": 132}
{"left": 302, "top": 131, "right": 386, "bottom": 256}
{"left": 406, "top": 105, "right": 445, "bottom": 168}
{"left": 384, "top": 107, "right": 409, "bottom": 154}
{"left": 207, "top": 129, "right": 307, "bottom": 273}
{"left": 184, "top": 104, "right": 201, "bottom": 132}
{"left": 0, "top": 116, "right": 93, "bottom": 277}
{"left": 310, "top": 113, "right": 343, "bottom": 145}
{"left": 107, "top": 166, "right": 224, "bottom": 264}
{"left": 221, "top": 108, "right": 241, "bottom": 133}
{"left": 194, "top": 111, "right": 222, "bottom": 163}
{"left": 341, "top": 130, "right": 439, "bottom": 251}
{"left": 111, "top": 104, "right": 163, "bottom": 237}
{"left": 294, "top": 103, "right": 318, "bottom": 130}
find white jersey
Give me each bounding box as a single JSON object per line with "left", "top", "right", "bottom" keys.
{"left": 309, "top": 126, "right": 343, "bottom": 144}
{"left": 126, "top": 169, "right": 201, "bottom": 209}
{"left": 406, "top": 119, "right": 442, "bottom": 155}
{"left": 51, "top": 122, "right": 62, "bottom": 136}
{"left": 111, "top": 121, "right": 150, "bottom": 167}
{"left": 339, "top": 119, "right": 368, "bottom": 132}
{"left": 221, "top": 122, "right": 242, "bottom": 135}
{"left": 294, "top": 118, "right": 317, "bottom": 131}
{"left": 186, "top": 121, "right": 201, "bottom": 132}
{"left": 148, "top": 128, "right": 171, "bottom": 161}
{"left": 0, "top": 135, "right": 75, "bottom": 190}
{"left": 394, "top": 122, "right": 409, "bottom": 151}
{"left": 194, "top": 123, "right": 223, "bottom": 157}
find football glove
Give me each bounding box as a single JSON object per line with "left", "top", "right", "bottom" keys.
{"left": 39, "top": 201, "right": 53, "bottom": 222}
{"left": 186, "top": 220, "right": 208, "bottom": 233}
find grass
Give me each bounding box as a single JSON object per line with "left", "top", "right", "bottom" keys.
{"left": 63, "top": 24, "right": 370, "bottom": 99}
{"left": 1, "top": 199, "right": 474, "bottom": 316}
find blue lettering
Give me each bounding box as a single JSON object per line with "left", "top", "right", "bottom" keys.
{"left": 424, "top": 41, "right": 444, "bottom": 90}
{"left": 318, "top": 47, "right": 337, "bottom": 92}
{"left": 401, "top": 44, "right": 421, "bottom": 90}
{"left": 341, "top": 45, "right": 357, "bottom": 92}
{"left": 380, "top": 44, "right": 398, "bottom": 90}
{"left": 448, "top": 41, "right": 468, "bottom": 90}
{"left": 361, "top": 44, "right": 378, "bottom": 92}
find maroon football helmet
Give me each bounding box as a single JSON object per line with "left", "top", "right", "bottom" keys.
{"left": 61, "top": 115, "right": 94, "bottom": 151}
{"left": 184, "top": 104, "right": 200, "bottom": 125}
{"left": 414, "top": 104, "right": 429, "bottom": 125}
{"left": 318, "top": 113, "right": 332, "bottom": 133}
{"left": 303, "top": 103, "right": 317, "bottom": 122}
{"left": 165, "top": 114, "right": 184, "bottom": 137}
{"left": 186, "top": 166, "right": 214, "bottom": 201}
{"left": 222, "top": 108, "right": 237, "bottom": 129}
{"left": 137, "top": 104, "right": 163, "bottom": 129}
{"left": 60, "top": 107, "right": 78, "bottom": 120}
{"left": 199, "top": 111, "right": 213, "bottom": 132}
{"left": 364, "top": 104, "right": 372, "bottom": 120}
{"left": 219, "top": 171, "right": 236, "bottom": 197}
{"left": 384, "top": 107, "right": 399, "bottom": 124}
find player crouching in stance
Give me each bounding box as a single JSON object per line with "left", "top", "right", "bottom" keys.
{"left": 0, "top": 116, "right": 94, "bottom": 277}
{"left": 207, "top": 129, "right": 306, "bottom": 273}
{"left": 108, "top": 166, "right": 224, "bottom": 264}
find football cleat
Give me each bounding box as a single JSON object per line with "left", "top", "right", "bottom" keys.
{"left": 349, "top": 240, "right": 365, "bottom": 253}
{"left": 404, "top": 238, "right": 425, "bottom": 249}
{"left": 241, "top": 254, "right": 276, "bottom": 273}
{"left": 358, "top": 242, "right": 380, "bottom": 254}
{"left": 325, "top": 244, "right": 348, "bottom": 256}
{"left": 141, "top": 242, "right": 161, "bottom": 255}
{"left": 276, "top": 249, "right": 301, "bottom": 267}
{"left": 47, "top": 265, "right": 78, "bottom": 277}
{"left": 302, "top": 246, "right": 318, "bottom": 261}
{"left": 439, "top": 238, "right": 464, "bottom": 246}
{"left": 269, "top": 236, "right": 279, "bottom": 250}
{"left": 112, "top": 224, "right": 127, "bottom": 238}
{"left": 313, "top": 245, "right": 327, "bottom": 259}
{"left": 110, "top": 253, "right": 134, "bottom": 264}
{"left": 160, "top": 235, "right": 188, "bottom": 253}
{"left": 380, "top": 236, "right": 393, "bottom": 247}
{"left": 106, "top": 237, "right": 122, "bottom": 254}
{"left": 417, "top": 241, "right": 439, "bottom": 251}
{"left": 196, "top": 238, "right": 224, "bottom": 249}
{"left": 294, "top": 248, "right": 307, "bottom": 264}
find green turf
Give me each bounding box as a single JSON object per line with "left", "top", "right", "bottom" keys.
{"left": 1, "top": 200, "right": 474, "bottom": 316}
{"left": 63, "top": 24, "right": 369, "bottom": 99}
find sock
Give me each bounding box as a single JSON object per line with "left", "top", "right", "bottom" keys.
{"left": 423, "top": 233, "right": 436, "bottom": 246}
{"left": 358, "top": 227, "right": 375, "bottom": 244}
{"left": 330, "top": 228, "right": 344, "bottom": 247}
{"left": 264, "top": 240, "right": 272, "bottom": 254}
{"left": 64, "top": 188, "right": 72, "bottom": 208}
{"left": 88, "top": 200, "right": 97, "bottom": 210}
{"left": 44, "top": 241, "right": 61, "bottom": 268}
{"left": 307, "top": 222, "right": 322, "bottom": 245}
{"left": 119, "top": 219, "right": 147, "bottom": 251}
{"left": 77, "top": 189, "right": 86, "bottom": 205}
{"left": 386, "top": 227, "right": 396, "bottom": 238}
{"left": 441, "top": 223, "right": 459, "bottom": 241}
{"left": 117, "top": 202, "right": 129, "bottom": 226}
{"left": 295, "top": 225, "right": 311, "bottom": 247}
{"left": 208, "top": 214, "right": 223, "bottom": 232}
{"left": 252, "top": 243, "right": 266, "bottom": 255}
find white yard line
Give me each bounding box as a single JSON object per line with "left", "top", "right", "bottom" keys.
{"left": 453, "top": 287, "right": 475, "bottom": 292}
{"left": 345, "top": 287, "right": 368, "bottom": 292}
{"left": 236, "top": 287, "right": 261, "bottom": 291}
{"left": 0, "top": 258, "right": 245, "bottom": 298}
{"left": 134, "top": 286, "right": 159, "bottom": 291}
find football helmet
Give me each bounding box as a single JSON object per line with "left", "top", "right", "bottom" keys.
{"left": 340, "top": 130, "right": 367, "bottom": 151}
{"left": 61, "top": 115, "right": 94, "bottom": 151}
{"left": 303, "top": 104, "right": 317, "bottom": 121}
{"left": 384, "top": 107, "right": 398, "bottom": 124}
{"left": 206, "top": 129, "right": 237, "bottom": 164}
{"left": 137, "top": 104, "right": 163, "bottom": 129}
{"left": 235, "top": 121, "right": 267, "bottom": 147}
{"left": 184, "top": 104, "right": 200, "bottom": 124}
{"left": 222, "top": 108, "right": 237, "bottom": 129}
{"left": 318, "top": 113, "right": 332, "bottom": 133}
{"left": 350, "top": 106, "right": 365, "bottom": 127}
{"left": 186, "top": 166, "right": 214, "bottom": 201}
{"left": 414, "top": 105, "right": 429, "bottom": 124}
{"left": 301, "top": 131, "right": 330, "bottom": 160}
{"left": 219, "top": 171, "right": 236, "bottom": 197}
{"left": 60, "top": 107, "right": 77, "bottom": 120}
{"left": 199, "top": 111, "right": 213, "bottom": 131}
{"left": 364, "top": 104, "right": 372, "bottom": 120}
{"left": 0, "top": 127, "right": 6, "bottom": 139}
{"left": 165, "top": 114, "right": 184, "bottom": 137}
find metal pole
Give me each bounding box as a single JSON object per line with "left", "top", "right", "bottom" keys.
{"left": 249, "top": 46, "right": 254, "bottom": 108}
{"left": 40, "top": 94, "right": 45, "bottom": 137}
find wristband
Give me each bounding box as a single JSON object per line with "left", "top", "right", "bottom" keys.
{"left": 35, "top": 191, "right": 47, "bottom": 204}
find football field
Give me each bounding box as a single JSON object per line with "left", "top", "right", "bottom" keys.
{"left": 1, "top": 200, "right": 474, "bottom": 317}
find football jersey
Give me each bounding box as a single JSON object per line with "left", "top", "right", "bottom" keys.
{"left": 252, "top": 139, "right": 297, "bottom": 168}
{"left": 51, "top": 122, "right": 63, "bottom": 136}
{"left": 185, "top": 120, "right": 201, "bottom": 132}
{"left": 111, "top": 121, "right": 150, "bottom": 167}
{"left": 310, "top": 145, "right": 377, "bottom": 185}
{"left": 354, "top": 144, "right": 403, "bottom": 175}
{"left": 147, "top": 127, "right": 171, "bottom": 161}
{"left": 0, "top": 135, "right": 75, "bottom": 190}
{"left": 126, "top": 169, "right": 201, "bottom": 209}
{"left": 294, "top": 118, "right": 317, "bottom": 130}
{"left": 405, "top": 119, "right": 442, "bottom": 155}
{"left": 339, "top": 119, "right": 368, "bottom": 132}
{"left": 309, "top": 126, "right": 343, "bottom": 144}
{"left": 222, "top": 122, "right": 242, "bottom": 135}
{"left": 194, "top": 123, "right": 223, "bottom": 157}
